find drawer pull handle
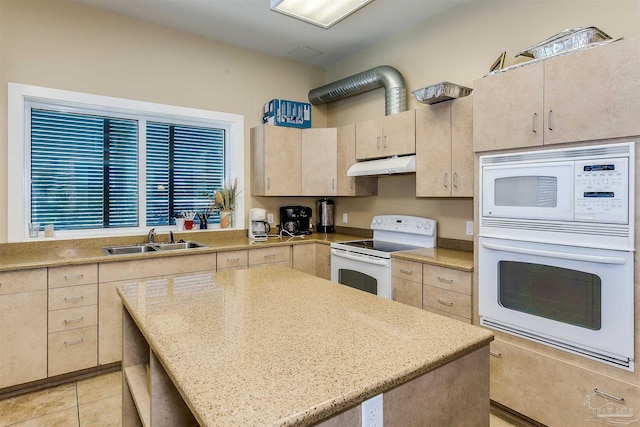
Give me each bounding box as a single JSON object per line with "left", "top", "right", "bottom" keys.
{"left": 489, "top": 351, "right": 502, "bottom": 358}
{"left": 64, "top": 274, "right": 84, "bottom": 281}
{"left": 532, "top": 112, "right": 537, "bottom": 133}
{"left": 594, "top": 388, "right": 624, "bottom": 402}
{"left": 265, "top": 254, "right": 277, "bottom": 258}
{"left": 228, "top": 258, "right": 240, "bottom": 263}
{"left": 64, "top": 317, "right": 84, "bottom": 324}
{"left": 437, "top": 298, "right": 454, "bottom": 306}
{"left": 548, "top": 110, "right": 553, "bottom": 131}
{"left": 64, "top": 296, "right": 84, "bottom": 302}
{"left": 400, "top": 269, "right": 413, "bottom": 275}
{"left": 64, "top": 338, "right": 84, "bottom": 346}
{"left": 437, "top": 277, "right": 454, "bottom": 284}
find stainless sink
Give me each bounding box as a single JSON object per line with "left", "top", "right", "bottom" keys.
{"left": 101, "top": 245, "right": 158, "bottom": 256}
{"left": 150, "top": 241, "right": 208, "bottom": 251}
{"left": 102, "top": 241, "right": 207, "bottom": 256}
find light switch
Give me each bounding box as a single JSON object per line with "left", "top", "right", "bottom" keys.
{"left": 343, "top": 213, "right": 348, "bottom": 223}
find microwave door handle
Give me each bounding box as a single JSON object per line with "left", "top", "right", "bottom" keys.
{"left": 331, "top": 249, "right": 389, "bottom": 266}
{"left": 481, "top": 242, "right": 627, "bottom": 265}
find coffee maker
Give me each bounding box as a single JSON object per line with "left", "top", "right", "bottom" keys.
{"left": 248, "top": 208, "right": 270, "bottom": 241}
{"left": 279, "top": 206, "right": 312, "bottom": 236}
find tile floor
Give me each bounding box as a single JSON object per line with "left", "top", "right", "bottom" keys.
{"left": 0, "top": 371, "right": 531, "bottom": 427}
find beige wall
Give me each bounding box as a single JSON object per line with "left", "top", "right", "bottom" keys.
{"left": 0, "top": 0, "right": 326, "bottom": 242}
{"left": 324, "top": 0, "right": 640, "bottom": 241}
{"left": 1, "top": 0, "right": 639, "bottom": 243}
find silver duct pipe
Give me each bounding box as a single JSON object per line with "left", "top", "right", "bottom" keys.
{"left": 308, "top": 65, "right": 407, "bottom": 115}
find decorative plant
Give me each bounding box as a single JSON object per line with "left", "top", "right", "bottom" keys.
{"left": 208, "top": 178, "right": 238, "bottom": 212}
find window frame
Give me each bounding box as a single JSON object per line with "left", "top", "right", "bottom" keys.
{"left": 8, "top": 83, "right": 245, "bottom": 242}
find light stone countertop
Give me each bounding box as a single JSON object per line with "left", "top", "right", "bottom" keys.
{"left": 118, "top": 265, "right": 492, "bottom": 426}
{"left": 391, "top": 247, "right": 474, "bottom": 272}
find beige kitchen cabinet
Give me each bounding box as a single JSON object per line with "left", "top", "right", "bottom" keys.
{"left": 490, "top": 337, "right": 640, "bottom": 426}
{"left": 337, "top": 124, "right": 378, "bottom": 196}
{"left": 301, "top": 128, "right": 337, "bottom": 196}
{"left": 422, "top": 264, "right": 472, "bottom": 323}
{"left": 292, "top": 243, "right": 316, "bottom": 275}
{"left": 416, "top": 96, "right": 473, "bottom": 197}
{"left": 47, "top": 264, "right": 98, "bottom": 377}
{"left": 473, "top": 37, "right": 640, "bottom": 152}
{"left": 0, "top": 269, "right": 48, "bottom": 388}
{"left": 250, "top": 125, "right": 302, "bottom": 196}
{"left": 355, "top": 109, "right": 415, "bottom": 160}
{"left": 315, "top": 243, "right": 331, "bottom": 280}
{"left": 217, "top": 249, "right": 249, "bottom": 270}
{"left": 391, "top": 259, "right": 422, "bottom": 308}
{"left": 249, "top": 246, "right": 291, "bottom": 268}
{"left": 98, "top": 253, "right": 216, "bottom": 365}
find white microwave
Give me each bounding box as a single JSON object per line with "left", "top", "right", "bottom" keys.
{"left": 479, "top": 142, "right": 635, "bottom": 251}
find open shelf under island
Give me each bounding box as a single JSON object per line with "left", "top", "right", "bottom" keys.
{"left": 117, "top": 265, "right": 494, "bottom": 426}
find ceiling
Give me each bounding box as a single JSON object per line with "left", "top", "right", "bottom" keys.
{"left": 71, "top": 0, "right": 469, "bottom": 68}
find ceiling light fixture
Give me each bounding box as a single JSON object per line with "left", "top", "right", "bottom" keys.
{"left": 269, "top": 0, "right": 374, "bottom": 29}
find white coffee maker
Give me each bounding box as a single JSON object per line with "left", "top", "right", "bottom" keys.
{"left": 248, "top": 208, "right": 270, "bottom": 241}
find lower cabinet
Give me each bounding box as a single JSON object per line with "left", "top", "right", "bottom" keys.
{"left": 217, "top": 250, "right": 249, "bottom": 270}
{"left": 391, "top": 259, "right": 422, "bottom": 308}
{"left": 292, "top": 244, "right": 316, "bottom": 276}
{"left": 315, "top": 243, "right": 331, "bottom": 280}
{"left": 422, "top": 264, "right": 472, "bottom": 323}
{"left": 48, "top": 326, "right": 98, "bottom": 377}
{"left": 0, "top": 269, "right": 48, "bottom": 388}
{"left": 490, "top": 337, "right": 640, "bottom": 426}
{"left": 249, "top": 246, "right": 291, "bottom": 268}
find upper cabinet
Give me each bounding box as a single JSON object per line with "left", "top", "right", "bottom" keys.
{"left": 301, "top": 128, "right": 337, "bottom": 196}
{"left": 416, "top": 96, "right": 473, "bottom": 197}
{"left": 337, "top": 124, "right": 378, "bottom": 197}
{"left": 473, "top": 36, "right": 640, "bottom": 152}
{"left": 355, "top": 109, "right": 415, "bottom": 160}
{"left": 251, "top": 125, "right": 301, "bottom": 196}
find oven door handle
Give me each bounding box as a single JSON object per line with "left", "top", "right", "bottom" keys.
{"left": 481, "top": 242, "right": 627, "bottom": 265}
{"left": 331, "top": 249, "right": 389, "bottom": 266}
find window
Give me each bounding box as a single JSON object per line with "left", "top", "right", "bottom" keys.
{"left": 8, "top": 83, "right": 244, "bottom": 242}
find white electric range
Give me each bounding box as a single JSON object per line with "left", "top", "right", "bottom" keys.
{"left": 330, "top": 215, "right": 437, "bottom": 299}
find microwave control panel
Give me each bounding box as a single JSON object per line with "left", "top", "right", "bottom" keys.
{"left": 574, "top": 158, "right": 628, "bottom": 223}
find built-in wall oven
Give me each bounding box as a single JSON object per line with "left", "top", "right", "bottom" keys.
{"left": 331, "top": 215, "right": 437, "bottom": 299}
{"left": 479, "top": 142, "right": 635, "bottom": 370}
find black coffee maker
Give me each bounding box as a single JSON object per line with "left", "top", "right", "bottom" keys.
{"left": 279, "top": 206, "right": 312, "bottom": 236}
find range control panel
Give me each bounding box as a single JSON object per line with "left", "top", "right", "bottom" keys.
{"left": 370, "top": 215, "right": 436, "bottom": 236}
{"left": 574, "top": 158, "right": 628, "bottom": 223}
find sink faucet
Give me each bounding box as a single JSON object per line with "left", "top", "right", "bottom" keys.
{"left": 147, "top": 228, "right": 156, "bottom": 244}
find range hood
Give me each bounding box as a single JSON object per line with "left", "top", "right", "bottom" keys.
{"left": 347, "top": 155, "right": 416, "bottom": 177}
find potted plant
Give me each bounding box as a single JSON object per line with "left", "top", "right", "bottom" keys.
{"left": 208, "top": 178, "right": 238, "bottom": 228}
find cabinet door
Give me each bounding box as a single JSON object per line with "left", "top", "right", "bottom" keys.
{"left": 337, "top": 124, "right": 377, "bottom": 196}
{"left": 301, "top": 128, "right": 337, "bottom": 195}
{"left": 543, "top": 37, "right": 640, "bottom": 145}
{"left": 315, "top": 244, "right": 331, "bottom": 280}
{"left": 473, "top": 62, "right": 544, "bottom": 152}
{"left": 382, "top": 109, "right": 415, "bottom": 157}
{"left": 355, "top": 117, "right": 383, "bottom": 160}
{"left": 0, "top": 290, "right": 47, "bottom": 387}
{"left": 450, "top": 96, "right": 474, "bottom": 197}
{"left": 250, "top": 125, "right": 301, "bottom": 195}
{"left": 416, "top": 103, "right": 452, "bottom": 197}
{"left": 292, "top": 244, "right": 316, "bottom": 275}
{"left": 99, "top": 280, "right": 125, "bottom": 365}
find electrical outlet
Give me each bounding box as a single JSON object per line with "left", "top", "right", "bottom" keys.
{"left": 343, "top": 213, "right": 348, "bottom": 224}
{"left": 267, "top": 213, "right": 274, "bottom": 224}
{"left": 466, "top": 220, "right": 474, "bottom": 236}
{"left": 361, "top": 394, "right": 383, "bottom": 427}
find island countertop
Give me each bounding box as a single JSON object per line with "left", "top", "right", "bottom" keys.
{"left": 117, "top": 265, "right": 493, "bottom": 426}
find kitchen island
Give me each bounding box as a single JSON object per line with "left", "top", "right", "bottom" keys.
{"left": 118, "top": 265, "right": 493, "bottom": 426}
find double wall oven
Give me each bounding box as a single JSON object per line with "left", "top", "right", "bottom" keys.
{"left": 331, "top": 215, "right": 437, "bottom": 299}
{"left": 479, "top": 142, "right": 635, "bottom": 370}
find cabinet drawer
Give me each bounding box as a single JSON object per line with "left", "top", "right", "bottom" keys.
{"left": 48, "top": 284, "right": 97, "bottom": 311}
{"left": 0, "top": 268, "right": 47, "bottom": 295}
{"left": 423, "top": 265, "right": 471, "bottom": 295}
{"left": 48, "top": 326, "right": 97, "bottom": 377}
{"left": 423, "top": 285, "right": 471, "bottom": 318}
{"left": 99, "top": 253, "right": 217, "bottom": 282}
{"left": 48, "top": 305, "right": 97, "bottom": 333}
{"left": 249, "top": 246, "right": 291, "bottom": 265}
{"left": 217, "top": 250, "right": 248, "bottom": 270}
{"left": 48, "top": 264, "right": 98, "bottom": 289}
{"left": 392, "top": 277, "right": 422, "bottom": 308}
{"left": 490, "top": 338, "right": 640, "bottom": 426}
{"left": 392, "top": 259, "right": 422, "bottom": 283}
{"left": 423, "top": 306, "right": 471, "bottom": 324}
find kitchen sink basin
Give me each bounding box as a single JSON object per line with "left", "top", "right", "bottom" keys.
{"left": 101, "top": 245, "right": 158, "bottom": 256}
{"left": 150, "top": 241, "right": 208, "bottom": 251}
{"left": 102, "top": 241, "right": 207, "bottom": 256}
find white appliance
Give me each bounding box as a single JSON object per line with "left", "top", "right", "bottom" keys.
{"left": 331, "top": 215, "right": 436, "bottom": 299}
{"left": 248, "top": 208, "right": 270, "bottom": 241}
{"left": 478, "top": 141, "right": 635, "bottom": 370}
